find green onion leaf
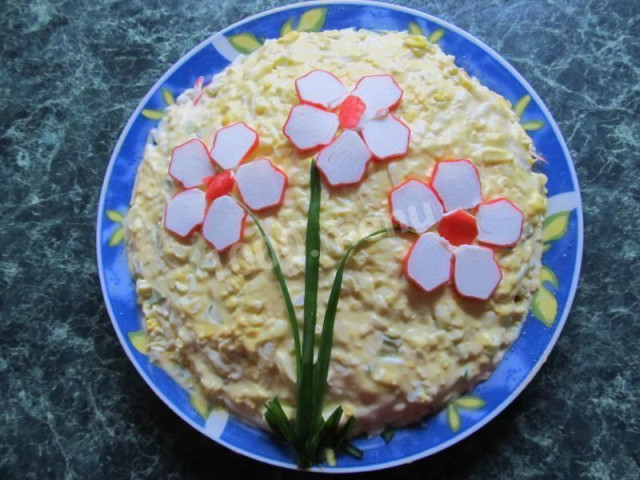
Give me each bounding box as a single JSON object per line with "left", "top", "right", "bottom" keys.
{"left": 309, "top": 406, "right": 343, "bottom": 455}
{"left": 265, "top": 398, "right": 296, "bottom": 444}
{"left": 335, "top": 415, "right": 356, "bottom": 450}
{"left": 381, "top": 425, "right": 395, "bottom": 443}
{"left": 255, "top": 167, "right": 397, "bottom": 467}
{"left": 296, "top": 160, "right": 323, "bottom": 445}
{"left": 344, "top": 443, "right": 364, "bottom": 459}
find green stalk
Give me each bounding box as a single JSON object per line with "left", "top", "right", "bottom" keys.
{"left": 311, "top": 228, "right": 395, "bottom": 426}
{"left": 264, "top": 398, "right": 296, "bottom": 444}
{"left": 309, "top": 406, "right": 343, "bottom": 453}
{"left": 295, "top": 160, "right": 322, "bottom": 460}
{"left": 248, "top": 158, "right": 396, "bottom": 467}
{"left": 238, "top": 201, "right": 301, "bottom": 377}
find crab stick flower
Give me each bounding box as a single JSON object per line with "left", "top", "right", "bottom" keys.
{"left": 284, "top": 70, "right": 411, "bottom": 187}
{"left": 164, "top": 122, "right": 287, "bottom": 249}
{"left": 391, "top": 159, "right": 524, "bottom": 300}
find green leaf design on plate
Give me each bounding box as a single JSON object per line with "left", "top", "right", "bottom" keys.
{"left": 446, "top": 404, "right": 461, "bottom": 432}
{"left": 543, "top": 243, "right": 552, "bottom": 253}
{"left": 128, "top": 330, "right": 149, "bottom": 355}
{"left": 531, "top": 286, "right": 557, "bottom": 327}
{"left": 428, "top": 28, "right": 445, "bottom": 43}
{"left": 189, "top": 393, "right": 212, "bottom": 419}
{"left": 106, "top": 209, "right": 124, "bottom": 223}
{"left": 540, "top": 266, "right": 558, "bottom": 288}
{"left": 408, "top": 21, "right": 424, "bottom": 35}
{"left": 227, "top": 33, "right": 263, "bottom": 54}
{"left": 162, "top": 88, "right": 175, "bottom": 105}
{"left": 513, "top": 95, "right": 531, "bottom": 119}
{"left": 543, "top": 211, "right": 570, "bottom": 243}
{"left": 281, "top": 17, "right": 295, "bottom": 37}
{"left": 109, "top": 226, "right": 124, "bottom": 247}
{"left": 297, "top": 8, "right": 327, "bottom": 32}
{"left": 142, "top": 109, "right": 164, "bottom": 120}
{"left": 522, "top": 120, "right": 545, "bottom": 131}
{"left": 454, "top": 395, "right": 485, "bottom": 410}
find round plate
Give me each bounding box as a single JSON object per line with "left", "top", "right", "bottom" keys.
{"left": 97, "top": 1, "right": 583, "bottom": 472}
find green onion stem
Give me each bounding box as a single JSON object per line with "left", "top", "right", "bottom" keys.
{"left": 295, "top": 160, "right": 322, "bottom": 450}
{"left": 250, "top": 156, "right": 397, "bottom": 467}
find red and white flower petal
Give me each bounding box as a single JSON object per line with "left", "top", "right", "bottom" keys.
{"left": 361, "top": 114, "right": 410, "bottom": 160}
{"left": 283, "top": 104, "right": 339, "bottom": 151}
{"left": 235, "top": 158, "right": 287, "bottom": 211}
{"left": 404, "top": 233, "right": 453, "bottom": 292}
{"left": 352, "top": 74, "right": 403, "bottom": 117}
{"left": 430, "top": 159, "right": 482, "bottom": 211}
{"left": 454, "top": 245, "right": 502, "bottom": 300}
{"left": 388, "top": 179, "right": 443, "bottom": 233}
{"left": 437, "top": 209, "right": 478, "bottom": 246}
{"left": 202, "top": 195, "right": 247, "bottom": 251}
{"left": 295, "top": 70, "right": 349, "bottom": 110}
{"left": 210, "top": 122, "right": 259, "bottom": 170}
{"left": 316, "top": 131, "right": 372, "bottom": 187}
{"left": 164, "top": 188, "right": 207, "bottom": 237}
{"left": 168, "top": 139, "right": 215, "bottom": 188}
{"left": 338, "top": 95, "right": 367, "bottom": 130}
{"left": 205, "top": 170, "right": 235, "bottom": 203}
{"left": 476, "top": 198, "right": 524, "bottom": 247}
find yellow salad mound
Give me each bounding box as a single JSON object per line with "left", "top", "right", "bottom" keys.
{"left": 125, "top": 29, "right": 547, "bottom": 434}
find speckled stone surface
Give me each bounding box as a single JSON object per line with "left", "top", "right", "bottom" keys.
{"left": 1, "top": 0, "right": 638, "bottom": 478}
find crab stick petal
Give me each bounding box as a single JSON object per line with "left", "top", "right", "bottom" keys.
{"left": 210, "top": 122, "right": 259, "bottom": 170}
{"left": 316, "top": 131, "right": 372, "bottom": 187}
{"left": 404, "top": 233, "right": 453, "bottom": 292}
{"left": 361, "top": 114, "right": 410, "bottom": 160}
{"left": 283, "top": 104, "right": 339, "bottom": 151}
{"left": 388, "top": 179, "right": 443, "bottom": 233}
{"left": 164, "top": 188, "right": 207, "bottom": 237}
{"left": 235, "top": 158, "right": 288, "bottom": 211}
{"left": 202, "top": 195, "right": 247, "bottom": 251}
{"left": 454, "top": 245, "right": 502, "bottom": 300}
{"left": 205, "top": 171, "right": 235, "bottom": 203}
{"left": 476, "top": 198, "right": 524, "bottom": 246}
{"left": 295, "top": 70, "right": 348, "bottom": 110}
{"left": 193, "top": 76, "right": 205, "bottom": 105}
{"left": 437, "top": 209, "right": 478, "bottom": 246}
{"left": 168, "top": 139, "right": 215, "bottom": 188}
{"left": 430, "top": 159, "right": 482, "bottom": 211}
{"left": 352, "top": 74, "right": 403, "bottom": 117}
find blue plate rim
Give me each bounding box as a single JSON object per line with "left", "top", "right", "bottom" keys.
{"left": 96, "top": 0, "right": 584, "bottom": 472}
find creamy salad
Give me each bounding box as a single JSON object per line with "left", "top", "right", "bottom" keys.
{"left": 125, "top": 29, "right": 547, "bottom": 434}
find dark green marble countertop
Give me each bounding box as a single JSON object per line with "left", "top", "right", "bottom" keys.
{"left": 1, "top": 0, "right": 638, "bottom": 478}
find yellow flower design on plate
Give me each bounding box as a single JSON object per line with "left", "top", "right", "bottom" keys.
{"left": 446, "top": 395, "right": 486, "bottom": 432}
{"left": 531, "top": 211, "right": 572, "bottom": 326}
{"left": 106, "top": 209, "right": 126, "bottom": 246}
{"left": 408, "top": 21, "right": 445, "bottom": 43}
{"left": 142, "top": 88, "right": 175, "bottom": 120}
{"left": 227, "top": 8, "right": 328, "bottom": 54}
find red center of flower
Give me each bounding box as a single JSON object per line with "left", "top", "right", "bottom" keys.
{"left": 438, "top": 209, "right": 478, "bottom": 246}
{"left": 205, "top": 171, "right": 236, "bottom": 203}
{"left": 338, "top": 95, "right": 366, "bottom": 129}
